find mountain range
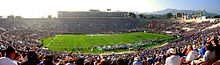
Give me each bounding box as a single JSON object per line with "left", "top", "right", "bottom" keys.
{"left": 143, "top": 9, "right": 219, "bottom": 17}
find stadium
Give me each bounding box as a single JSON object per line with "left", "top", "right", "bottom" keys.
{"left": 0, "top": 9, "right": 220, "bottom": 65}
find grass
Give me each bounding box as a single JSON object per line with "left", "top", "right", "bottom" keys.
{"left": 39, "top": 32, "right": 174, "bottom": 53}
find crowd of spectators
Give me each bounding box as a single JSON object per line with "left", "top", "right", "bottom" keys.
{"left": 19, "top": 18, "right": 139, "bottom": 34}
{"left": 0, "top": 18, "right": 219, "bottom": 65}
{"left": 143, "top": 20, "right": 220, "bottom": 36}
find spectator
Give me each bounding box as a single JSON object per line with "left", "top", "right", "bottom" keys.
{"left": 209, "top": 36, "right": 220, "bottom": 57}
{"left": 0, "top": 52, "right": 2, "bottom": 57}
{"left": 203, "top": 43, "right": 216, "bottom": 62}
{"left": 98, "top": 58, "right": 108, "bottom": 65}
{"left": 39, "top": 55, "right": 56, "bottom": 65}
{"left": 141, "top": 57, "right": 147, "bottom": 65}
{"left": 182, "top": 45, "right": 198, "bottom": 64}
{"left": 116, "top": 58, "right": 124, "bottom": 65}
{"left": 191, "top": 43, "right": 216, "bottom": 65}
{"left": 66, "top": 58, "right": 74, "bottom": 65}
{"left": 13, "top": 53, "right": 21, "bottom": 65}
{"left": 21, "top": 51, "right": 40, "bottom": 65}
{"left": 84, "top": 57, "right": 93, "bottom": 65}
{"left": 53, "top": 58, "right": 59, "bottom": 65}
{"left": 0, "top": 46, "right": 17, "bottom": 65}
{"left": 165, "top": 48, "right": 181, "bottom": 65}
{"left": 75, "top": 58, "right": 85, "bottom": 65}
{"left": 132, "top": 57, "right": 143, "bottom": 65}
{"left": 198, "top": 40, "right": 206, "bottom": 58}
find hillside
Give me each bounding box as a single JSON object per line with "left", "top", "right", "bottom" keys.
{"left": 143, "top": 9, "right": 219, "bottom": 17}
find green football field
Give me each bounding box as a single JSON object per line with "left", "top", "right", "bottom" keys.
{"left": 39, "top": 32, "right": 173, "bottom": 53}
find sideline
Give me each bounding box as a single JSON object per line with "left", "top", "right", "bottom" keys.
{"left": 45, "top": 35, "right": 60, "bottom": 47}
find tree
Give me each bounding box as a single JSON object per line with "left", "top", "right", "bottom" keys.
{"left": 129, "top": 12, "right": 136, "bottom": 18}
{"left": 7, "top": 15, "right": 14, "bottom": 19}
{"left": 166, "top": 13, "right": 173, "bottom": 18}
{"left": 213, "top": 15, "right": 220, "bottom": 18}
{"left": 48, "top": 15, "right": 52, "bottom": 18}
{"left": 15, "top": 16, "right": 22, "bottom": 18}
{"left": 207, "top": 16, "right": 211, "bottom": 18}
{"left": 138, "top": 14, "right": 146, "bottom": 18}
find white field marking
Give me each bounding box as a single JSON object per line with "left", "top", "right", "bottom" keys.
{"left": 46, "top": 35, "right": 59, "bottom": 47}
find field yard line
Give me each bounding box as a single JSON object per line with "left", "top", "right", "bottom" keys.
{"left": 46, "top": 35, "right": 58, "bottom": 47}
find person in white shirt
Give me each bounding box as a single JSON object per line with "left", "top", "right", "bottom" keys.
{"left": 182, "top": 45, "right": 198, "bottom": 64}
{"left": 191, "top": 44, "right": 216, "bottom": 65}
{"left": 165, "top": 48, "right": 181, "bottom": 65}
{"left": 0, "top": 46, "right": 18, "bottom": 65}
{"left": 203, "top": 44, "right": 215, "bottom": 62}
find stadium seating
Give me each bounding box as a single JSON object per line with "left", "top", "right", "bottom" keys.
{"left": 0, "top": 18, "right": 219, "bottom": 65}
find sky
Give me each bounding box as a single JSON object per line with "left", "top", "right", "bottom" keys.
{"left": 0, "top": 0, "right": 219, "bottom": 18}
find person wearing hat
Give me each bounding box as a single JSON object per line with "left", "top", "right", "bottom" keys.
{"left": 182, "top": 45, "right": 198, "bottom": 64}
{"left": 165, "top": 48, "right": 181, "bottom": 65}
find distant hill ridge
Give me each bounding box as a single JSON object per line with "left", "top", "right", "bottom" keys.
{"left": 143, "top": 9, "right": 218, "bottom": 17}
